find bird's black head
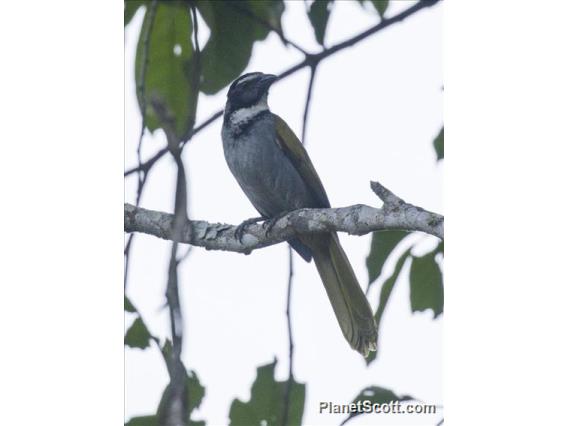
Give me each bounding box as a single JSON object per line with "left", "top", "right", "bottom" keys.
{"left": 225, "top": 72, "right": 278, "bottom": 114}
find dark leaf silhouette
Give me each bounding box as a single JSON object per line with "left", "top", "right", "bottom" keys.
{"left": 135, "top": 2, "right": 199, "bottom": 139}
{"left": 307, "top": 0, "right": 333, "bottom": 46}
{"left": 229, "top": 359, "right": 305, "bottom": 426}
{"left": 409, "top": 249, "right": 444, "bottom": 318}
{"left": 125, "top": 317, "right": 152, "bottom": 350}
{"left": 366, "top": 247, "right": 412, "bottom": 365}
{"left": 197, "top": 0, "right": 284, "bottom": 94}
{"left": 366, "top": 230, "right": 410, "bottom": 291}
{"left": 433, "top": 127, "right": 444, "bottom": 161}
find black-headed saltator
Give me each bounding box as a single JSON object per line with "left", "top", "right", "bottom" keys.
{"left": 221, "top": 72, "right": 377, "bottom": 356}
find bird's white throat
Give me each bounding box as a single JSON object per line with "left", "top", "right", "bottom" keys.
{"left": 229, "top": 97, "right": 268, "bottom": 128}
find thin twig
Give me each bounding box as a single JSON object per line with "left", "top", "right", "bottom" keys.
{"left": 150, "top": 82, "right": 192, "bottom": 426}
{"left": 134, "top": 0, "right": 157, "bottom": 201}
{"left": 159, "top": 5, "right": 204, "bottom": 420}
{"left": 282, "top": 247, "right": 295, "bottom": 426}
{"left": 161, "top": 139, "right": 190, "bottom": 426}
{"left": 124, "top": 0, "right": 440, "bottom": 178}
{"left": 226, "top": 1, "right": 309, "bottom": 55}
{"left": 125, "top": 0, "right": 158, "bottom": 289}
{"left": 301, "top": 66, "right": 318, "bottom": 144}
{"left": 124, "top": 234, "right": 135, "bottom": 289}
{"left": 161, "top": 238, "right": 187, "bottom": 426}
{"left": 282, "top": 68, "right": 317, "bottom": 424}
{"left": 124, "top": 110, "right": 222, "bottom": 177}
{"left": 160, "top": 141, "right": 189, "bottom": 426}
{"left": 135, "top": 0, "right": 158, "bottom": 203}
{"left": 279, "top": 0, "right": 440, "bottom": 80}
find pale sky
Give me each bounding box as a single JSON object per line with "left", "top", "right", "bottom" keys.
{"left": 125, "top": 1, "right": 443, "bottom": 425}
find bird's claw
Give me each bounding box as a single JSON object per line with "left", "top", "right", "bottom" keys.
{"left": 234, "top": 216, "right": 265, "bottom": 243}
{"left": 262, "top": 211, "right": 291, "bottom": 237}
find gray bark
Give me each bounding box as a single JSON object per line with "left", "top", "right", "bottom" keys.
{"left": 124, "top": 181, "right": 443, "bottom": 255}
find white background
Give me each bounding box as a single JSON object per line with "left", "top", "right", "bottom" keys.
{"left": 1, "top": 1, "right": 567, "bottom": 426}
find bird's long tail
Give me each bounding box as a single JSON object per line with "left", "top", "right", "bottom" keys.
{"left": 307, "top": 233, "right": 377, "bottom": 356}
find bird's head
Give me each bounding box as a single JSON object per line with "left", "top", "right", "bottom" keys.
{"left": 225, "top": 72, "right": 278, "bottom": 116}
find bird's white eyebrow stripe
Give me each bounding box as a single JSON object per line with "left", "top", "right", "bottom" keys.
{"left": 235, "top": 74, "right": 261, "bottom": 86}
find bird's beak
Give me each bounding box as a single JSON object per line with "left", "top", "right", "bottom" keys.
{"left": 260, "top": 74, "right": 278, "bottom": 89}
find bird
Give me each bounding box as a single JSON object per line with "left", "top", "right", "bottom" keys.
{"left": 221, "top": 71, "right": 377, "bottom": 356}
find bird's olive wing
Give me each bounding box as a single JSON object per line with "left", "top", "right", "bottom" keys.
{"left": 273, "top": 114, "right": 331, "bottom": 208}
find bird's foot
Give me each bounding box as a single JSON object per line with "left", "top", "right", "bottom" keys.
{"left": 234, "top": 216, "right": 266, "bottom": 243}
{"left": 262, "top": 211, "right": 292, "bottom": 237}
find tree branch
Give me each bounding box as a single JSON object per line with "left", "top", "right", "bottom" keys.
{"left": 281, "top": 246, "right": 295, "bottom": 426}
{"left": 226, "top": 1, "right": 309, "bottom": 56}
{"left": 124, "top": 180, "right": 443, "bottom": 254}
{"left": 149, "top": 61, "right": 192, "bottom": 426}
{"left": 301, "top": 65, "right": 317, "bottom": 144}
{"left": 134, "top": 0, "right": 158, "bottom": 202}
{"left": 124, "top": 0, "right": 440, "bottom": 178}
{"left": 283, "top": 60, "right": 318, "bottom": 425}
{"left": 124, "top": 110, "right": 222, "bottom": 177}
{"left": 124, "top": 0, "right": 159, "bottom": 290}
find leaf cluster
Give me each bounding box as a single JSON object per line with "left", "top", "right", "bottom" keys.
{"left": 365, "top": 231, "right": 443, "bottom": 365}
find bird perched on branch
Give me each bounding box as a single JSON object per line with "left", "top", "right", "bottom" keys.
{"left": 221, "top": 72, "right": 377, "bottom": 356}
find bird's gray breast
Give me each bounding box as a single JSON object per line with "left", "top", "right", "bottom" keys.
{"left": 222, "top": 113, "right": 314, "bottom": 218}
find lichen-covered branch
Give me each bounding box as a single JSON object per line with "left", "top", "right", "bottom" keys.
{"left": 124, "top": 181, "right": 443, "bottom": 254}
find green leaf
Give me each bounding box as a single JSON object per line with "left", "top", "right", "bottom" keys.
{"left": 126, "top": 408, "right": 205, "bottom": 425}
{"left": 366, "top": 247, "right": 412, "bottom": 365}
{"left": 247, "top": 0, "right": 285, "bottom": 36}
{"left": 186, "top": 370, "right": 206, "bottom": 414}
{"left": 340, "top": 386, "right": 413, "bottom": 425}
{"left": 197, "top": 0, "right": 285, "bottom": 94}
{"left": 366, "top": 230, "right": 410, "bottom": 290}
{"left": 135, "top": 2, "right": 199, "bottom": 140}
{"left": 125, "top": 317, "right": 152, "bottom": 349}
{"left": 356, "top": 0, "right": 388, "bottom": 17}
{"left": 370, "top": 0, "right": 389, "bottom": 17}
{"left": 125, "top": 0, "right": 146, "bottom": 27}
{"left": 229, "top": 359, "right": 305, "bottom": 426}
{"left": 409, "top": 250, "right": 444, "bottom": 318}
{"left": 124, "top": 295, "right": 137, "bottom": 313}
{"left": 307, "top": 0, "right": 333, "bottom": 46}
{"left": 125, "top": 415, "right": 157, "bottom": 426}
{"left": 126, "top": 416, "right": 201, "bottom": 426}
{"left": 433, "top": 127, "right": 444, "bottom": 161}
{"left": 125, "top": 414, "right": 204, "bottom": 426}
